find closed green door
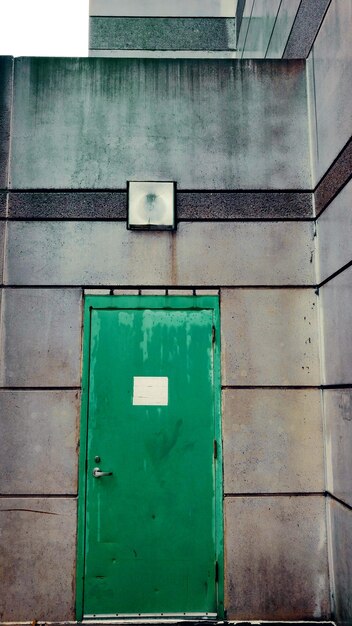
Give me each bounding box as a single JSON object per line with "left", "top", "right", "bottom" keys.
{"left": 79, "top": 297, "right": 222, "bottom": 619}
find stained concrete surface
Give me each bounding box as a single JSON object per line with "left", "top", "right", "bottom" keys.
{"left": 0, "top": 222, "right": 5, "bottom": 282}
{"left": 223, "top": 388, "right": 324, "bottom": 493}
{"left": 0, "top": 497, "right": 76, "bottom": 621}
{"left": 225, "top": 496, "right": 330, "bottom": 619}
{"left": 10, "top": 57, "right": 310, "bottom": 190}
{"left": 0, "top": 390, "right": 80, "bottom": 495}
{"left": 320, "top": 266, "right": 352, "bottom": 386}
{"left": 5, "top": 221, "right": 315, "bottom": 286}
{"left": 324, "top": 389, "right": 352, "bottom": 508}
{"left": 0, "top": 56, "right": 13, "bottom": 189}
{"left": 221, "top": 288, "right": 320, "bottom": 386}
{"left": 0, "top": 289, "right": 82, "bottom": 387}
{"left": 328, "top": 497, "right": 352, "bottom": 625}
{"left": 317, "top": 179, "right": 352, "bottom": 283}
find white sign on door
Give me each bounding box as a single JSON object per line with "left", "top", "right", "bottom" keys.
{"left": 133, "top": 376, "right": 169, "bottom": 406}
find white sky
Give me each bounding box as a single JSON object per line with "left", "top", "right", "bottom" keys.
{"left": 0, "top": 0, "right": 89, "bottom": 57}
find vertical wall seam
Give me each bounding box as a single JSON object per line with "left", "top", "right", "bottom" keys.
{"left": 306, "top": 50, "right": 318, "bottom": 199}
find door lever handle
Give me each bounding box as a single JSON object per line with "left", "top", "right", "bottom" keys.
{"left": 93, "top": 467, "right": 113, "bottom": 478}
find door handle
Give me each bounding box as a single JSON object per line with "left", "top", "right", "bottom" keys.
{"left": 92, "top": 467, "right": 113, "bottom": 478}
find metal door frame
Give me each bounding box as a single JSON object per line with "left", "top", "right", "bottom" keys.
{"left": 76, "top": 295, "right": 224, "bottom": 620}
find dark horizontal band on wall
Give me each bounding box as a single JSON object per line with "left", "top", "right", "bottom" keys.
{"left": 225, "top": 492, "right": 324, "bottom": 498}
{"left": 0, "top": 284, "right": 317, "bottom": 290}
{"left": 0, "top": 387, "right": 81, "bottom": 391}
{"left": 7, "top": 190, "right": 313, "bottom": 220}
{"left": 0, "top": 191, "right": 6, "bottom": 217}
{"left": 0, "top": 493, "right": 78, "bottom": 499}
{"left": 317, "top": 258, "right": 352, "bottom": 289}
{"left": 283, "top": 0, "right": 332, "bottom": 59}
{"left": 314, "top": 136, "right": 352, "bottom": 218}
{"left": 222, "top": 385, "right": 321, "bottom": 390}
{"left": 89, "top": 17, "right": 237, "bottom": 51}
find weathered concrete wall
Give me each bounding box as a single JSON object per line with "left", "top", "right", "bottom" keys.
{"left": 4, "top": 222, "right": 315, "bottom": 286}
{"left": 0, "top": 54, "right": 328, "bottom": 622}
{"left": 312, "top": 2, "right": 352, "bottom": 624}
{"left": 0, "top": 56, "right": 13, "bottom": 190}
{"left": 10, "top": 57, "right": 310, "bottom": 190}
{"left": 225, "top": 496, "right": 329, "bottom": 619}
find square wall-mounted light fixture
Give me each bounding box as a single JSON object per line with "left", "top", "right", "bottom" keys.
{"left": 127, "top": 181, "right": 176, "bottom": 230}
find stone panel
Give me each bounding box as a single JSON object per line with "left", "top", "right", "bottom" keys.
{"left": 221, "top": 289, "right": 320, "bottom": 386}
{"left": 0, "top": 390, "right": 80, "bottom": 495}
{"left": 178, "top": 191, "right": 313, "bottom": 219}
{"left": 0, "top": 56, "right": 13, "bottom": 189}
{"left": 89, "top": 17, "right": 237, "bottom": 51}
{"left": 8, "top": 191, "right": 127, "bottom": 220}
{"left": 328, "top": 498, "right": 352, "bottom": 626}
{"left": 11, "top": 57, "right": 310, "bottom": 190}
{"left": 5, "top": 221, "right": 315, "bottom": 286}
{"left": 89, "top": 0, "right": 236, "bottom": 17}
{"left": 283, "top": 0, "right": 331, "bottom": 59}
{"left": 223, "top": 389, "right": 324, "bottom": 494}
{"left": 225, "top": 496, "right": 329, "bottom": 619}
{"left": 308, "top": 0, "right": 352, "bottom": 185}
{"left": 324, "top": 389, "right": 352, "bottom": 508}
{"left": 0, "top": 289, "right": 82, "bottom": 387}
{"left": 317, "top": 180, "right": 352, "bottom": 283}
{"left": 0, "top": 497, "right": 76, "bottom": 621}
{"left": 320, "top": 267, "right": 352, "bottom": 385}
{"left": 176, "top": 223, "right": 314, "bottom": 286}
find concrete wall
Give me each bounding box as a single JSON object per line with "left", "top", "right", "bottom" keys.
{"left": 310, "top": 1, "right": 352, "bottom": 624}
{"left": 0, "top": 55, "right": 329, "bottom": 622}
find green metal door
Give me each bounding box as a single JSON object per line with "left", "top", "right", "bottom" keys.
{"left": 78, "top": 296, "right": 223, "bottom": 619}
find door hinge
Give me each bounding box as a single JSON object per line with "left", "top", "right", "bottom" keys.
{"left": 212, "top": 325, "right": 216, "bottom": 344}
{"left": 214, "top": 439, "right": 218, "bottom": 459}
{"left": 215, "top": 561, "right": 219, "bottom": 583}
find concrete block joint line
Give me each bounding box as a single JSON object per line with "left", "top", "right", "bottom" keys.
{"left": 0, "top": 0, "right": 352, "bottom": 624}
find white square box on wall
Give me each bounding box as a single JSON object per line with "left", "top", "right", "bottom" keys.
{"left": 127, "top": 181, "right": 176, "bottom": 230}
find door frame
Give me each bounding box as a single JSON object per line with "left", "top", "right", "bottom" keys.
{"left": 76, "top": 295, "right": 224, "bottom": 620}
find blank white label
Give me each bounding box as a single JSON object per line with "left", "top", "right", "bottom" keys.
{"left": 133, "top": 377, "right": 169, "bottom": 406}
